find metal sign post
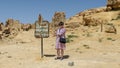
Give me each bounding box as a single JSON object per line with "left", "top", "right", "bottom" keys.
{"left": 41, "top": 37, "right": 43, "bottom": 58}
{"left": 35, "top": 21, "right": 49, "bottom": 58}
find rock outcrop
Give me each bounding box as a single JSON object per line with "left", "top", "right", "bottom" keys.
{"left": 0, "top": 23, "right": 5, "bottom": 31}
{"left": 107, "top": 0, "right": 120, "bottom": 10}
{"left": 21, "top": 24, "right": 31, "bottom": 31}
{"left": 77, "top": 7, "right": 107, "bottom": 16}
{"left": 105, "top": 23, "right": 117, "bottom": 34}
{"left": 66, "top": 7, "right": 107, "bottom": 27}
{"left": 31, "top": 23, "right": 35, "bottom": 29}
{"left": 51, "top": 12, "right": 66, "bottom": 27}
{"left": 5, "top": 19, "right": 21, "bottom": 31}
{"left": 83, "top": 16, "right": 108, "bottom": 26}
{"left": 51, "top": 12, "right": 66, "bottom": 34}
{"left": 2, "top": 19, "right": 21, "bottom": 39}
{"left": 38, "top": 14, "right": 43, "bottom": 25}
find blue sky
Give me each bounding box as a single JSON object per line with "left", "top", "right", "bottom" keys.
{"left": 0, "top": 0, "right": 106, "bottom": 23}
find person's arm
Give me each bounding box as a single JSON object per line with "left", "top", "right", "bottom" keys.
{"left": 58, "top": 29, "right": 66, "bottom": 36}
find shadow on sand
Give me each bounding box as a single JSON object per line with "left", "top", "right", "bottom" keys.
{"left": 63, "top": 55, "right": 69, "bottom": 59}
{"left": 44, "top": 54, "right": 70, "bottom": 59}
{"left": 44, "top": 54, "right": 56, "bottom": 57}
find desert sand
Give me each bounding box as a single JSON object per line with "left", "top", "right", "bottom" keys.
{"left": 0, "top": 25, "right": 120, "bottom": 68}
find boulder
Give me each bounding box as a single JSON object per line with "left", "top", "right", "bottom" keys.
{"left": 107, "top": 0, "right": 120, "bottom": 10}
{"left": 83, "top": 16, "right": 103, "bottom": 26}
{"left": 105, "top": 23, "right": 117, "bottom": 34}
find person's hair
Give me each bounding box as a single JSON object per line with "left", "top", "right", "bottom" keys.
{"left": 58, "top": 22, "right": 64, "bottom": 26}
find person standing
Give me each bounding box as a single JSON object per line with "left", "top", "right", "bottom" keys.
{"left": 55, "top": 22, "right": 66, "bottom": 60}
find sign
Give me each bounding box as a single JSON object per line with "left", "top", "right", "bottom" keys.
{"left": 34, "top": 20, "right": 49, "bottom": 58}
{"left": 35, "top": 21, "right": 49, "bottom": 38}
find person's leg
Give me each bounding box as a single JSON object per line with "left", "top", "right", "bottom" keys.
{"left": 55, "top": 49, "right": 60, "bottom": 60}
{"left": 60, "top": 49, "right": 64, "bottom": 60}
{"left": 57, "top": 49, "right": 60, "bottom": 57}
{"left": 61, "top": 49, "right": 64, "bottom": 58}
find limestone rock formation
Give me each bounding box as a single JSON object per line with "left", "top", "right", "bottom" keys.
{"left": 5, "top": 19, "right": 21, "bottom": 31}
{"left": 107, "top": 0, "right": 120, "bottom": 10}
{"left": 38, "top": 14, "right": 43, "bottom": 25}
{"left": 51, "top": 12, "right": 66, "bottom": 34}
{"left": 1, "top": 19, "right": 22, "bottom": 39}
{"left": 51, "top": 12, "right": 66, "bottom": 26}
{"left": 22, "top": 24, "right": 31, "bottom": 31}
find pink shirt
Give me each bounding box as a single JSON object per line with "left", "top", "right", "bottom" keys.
{"left": 56, "top": 27, "right": 66, "bottom": 49}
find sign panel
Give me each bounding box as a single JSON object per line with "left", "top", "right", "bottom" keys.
{"left": 35, "top": 21, "right": 49, "bottom": 38}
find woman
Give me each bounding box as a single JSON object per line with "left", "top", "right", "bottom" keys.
{"left": 55, "top": 22, "right": 66, "bottom": 60}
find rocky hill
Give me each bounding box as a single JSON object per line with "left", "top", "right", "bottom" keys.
{"left": 65, "top": 0, "right": 120, "bottom": 33}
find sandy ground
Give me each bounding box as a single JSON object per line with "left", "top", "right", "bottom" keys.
{"left": 0, "top": 25, "right": 120, "bottom": 68}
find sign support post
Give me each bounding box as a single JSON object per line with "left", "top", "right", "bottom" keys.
{"left": 41, "top": 37, "right": 43, "bottom": 58}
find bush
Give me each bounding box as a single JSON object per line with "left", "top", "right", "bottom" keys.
{"left": 67, "top": 35, "right": 78, "bottom": 38}
{"left": 107, "top": 37, "right": 112, "bottom": 40}
{"left": 66, "top": 35, "right": 78, "bottom": 43}
{"left": 83, "top": 44, "right": 90, "bottom": 49}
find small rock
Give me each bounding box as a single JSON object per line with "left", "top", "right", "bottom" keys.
{"left": 68, "top": 62, "right": 74, "bottom": 66}
{"left": 7, "top": 56, "right": 12, "bottom": 58}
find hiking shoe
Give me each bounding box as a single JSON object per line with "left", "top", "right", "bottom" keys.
{"left": 60, "top": 57, "right": 64, "bottom": 60}
{"left": 55, "top": 57, "right": 60, "bottom": 60}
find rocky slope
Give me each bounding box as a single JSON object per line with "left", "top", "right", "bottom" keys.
{"left": 66, "top": 0, "right": 120, "bottom": 27}
{"left": 65, "top": 0, "right": 120, "bottom": 34}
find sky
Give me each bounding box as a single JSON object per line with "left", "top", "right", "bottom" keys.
{"left": 0, "top": 0, "right": 106, "bottom": 24}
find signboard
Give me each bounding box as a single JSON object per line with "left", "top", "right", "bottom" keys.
{"left": 35, "top": 21, "right": 49, "bottom": 38}
{"left": 34, "top": 20, "right": 49, "bottom": 58}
